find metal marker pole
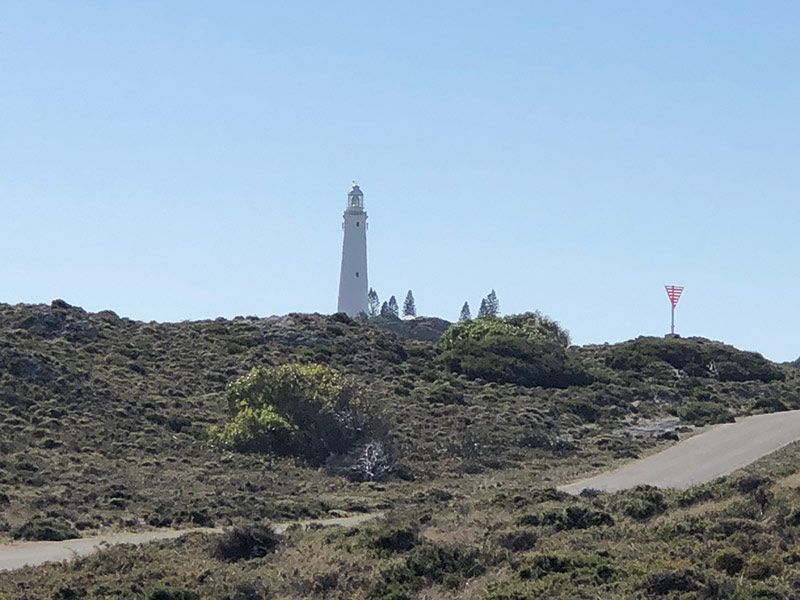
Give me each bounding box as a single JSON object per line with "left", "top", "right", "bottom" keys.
{"left": 671, "top": 304, "right": 675, "bottom": 335}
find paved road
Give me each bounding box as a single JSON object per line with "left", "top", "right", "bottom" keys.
{"left": 0, "top": 513, "right": 378, "bottom": 572}
{"left": 560, "top": 410, "right": 800, "bottom": 494}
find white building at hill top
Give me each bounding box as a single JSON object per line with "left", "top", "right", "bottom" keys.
{"left": 337, "top": 184, "right": 368, "bottom": 317}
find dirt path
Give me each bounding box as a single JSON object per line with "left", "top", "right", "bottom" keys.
{"left": 0, "top": 513, "right": 379, "bottom": 572}
{"left": 560, "top": 410, "right": 800, "bottom": 494}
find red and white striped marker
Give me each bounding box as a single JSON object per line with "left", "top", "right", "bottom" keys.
{"left": 665, "top": 285, "right": 684, "bottom": 335}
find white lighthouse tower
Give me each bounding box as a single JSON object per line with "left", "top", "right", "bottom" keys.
{"left": 337, "top": 184, "right": 369, "bottom": 317}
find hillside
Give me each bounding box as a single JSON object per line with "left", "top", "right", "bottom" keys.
{"left": 2, "top": 301, "right": 800, "bottom": 598}
{"left": 1, "top": 301, "right": 796, "bottom": 534}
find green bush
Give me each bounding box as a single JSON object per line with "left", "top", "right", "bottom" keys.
{"left": 150, "top": 589, "right": 199, "bottom": 600}
{"left": 786, "top": 507, "right": 800, "bottom": 526}
{"left": 676, "top": 400, "right": 734, "bottom": 426}
{"left": 367, "top": 525, "right": 418, "bottom": 555}
{"left": 607, "top": 337, "right": 784, "bottom": 383}
{"left": 518, "top": 553, "right": 575, "bottom": 579}
{"left": 743, "top": 555, "right": 782, "bottom": 580}
{"left": 494, "top": 529, "right": 538, "bottom": 552}
{"left": 713, "top": 548, "right": 744, "bottom": 575}
{"left": 424, "top": 382, "right": 465, "bottom": 405}
{"left": 616, "top": 486, "right": 667, "bottom": 521}
{"left": 367, "top": 543, "right": 489, "bottom": 599}
{"left": 540, "top": 505, "right": 614, "bottom": 530}
{"left": 12, "top": 516, "right": 79, "bottom": 541}
{"left": 643, "top": 570, "right": 700, "bottom": 595}
{"left": 439, "top": 313, "right": 590, "bottom": 388}
{"left": 212, "top": 523, "right": 280, "bottom": 562}
{"left": 406, "top": 544, "right": 487, "bottom": 584}
{"left": 210, "top": 364, "right": 369, "bottom": 462}
{"left": 675, "top": 480, "right": 730, "bottom": 507}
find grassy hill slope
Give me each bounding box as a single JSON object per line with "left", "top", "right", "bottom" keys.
{"left": 1, "top": 301, "right": 797, "bottom": 543}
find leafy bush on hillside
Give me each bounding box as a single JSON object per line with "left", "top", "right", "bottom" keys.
{"left": 367, "top": 543, "right": 490, "bottom": 599}
{"left": 12, "top": 516, "right": 79, "bottom": 541}
{"left": 439, "top": 313, "right": 590, "bottom": 388}
{"left": 212, "top": 523, "right": 281, "bottom": 562}
{"left": 674, "top": 400, "right": 734, "bottom": 426}
{"left": 150, "top": 589, "right": 200, "bottom": 600}
{"left": 210, "top": 364, "right": 370, "bottom": 463}
{"left": 540, "top": 505, "right": 615, "bottom": 530}
{"left": 606, "top": 337, "right": 784, "bottom": 383}
{"left": 615, "top": 486, "right": 667, "bottom": 521}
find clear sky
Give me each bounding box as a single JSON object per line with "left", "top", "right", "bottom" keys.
{"left": 2, "top": 2, "right": 799, "bottom": 361}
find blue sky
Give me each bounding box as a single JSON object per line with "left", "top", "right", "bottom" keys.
{"left": 2, "top": 2, "right": 799, "bottom": 361}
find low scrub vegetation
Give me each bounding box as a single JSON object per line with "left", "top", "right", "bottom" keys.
{"left": 5, "top": 443, "right": 800, "bottom": 598}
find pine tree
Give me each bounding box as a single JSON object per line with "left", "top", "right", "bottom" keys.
{"left": 380, "top": 301, "right": 393, "bottom": 317}
{"left": 402, "top": 290, "right": 416, "bottom": 317}
{"left": 367, "top": 288, "right": 380, "bottom": 317}
{"left": 388, "top": 295, "right": 399, "bottom": 317}
{"left": 477, "top": 298, "right": 490, "bottom": 319}
{"left": 486, "top": 289, "right": 500, "bottom": 317}
{"left": 459, "top": 301, "right": 471, "bottom": 321}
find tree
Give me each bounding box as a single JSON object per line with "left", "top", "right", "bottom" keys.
{"left": 388, "top": 295, "right": 399, "bottom": 317}
{"left": 459, "top": 302, "right": 471, "bottom": 322}
{"left": 477, "top": 298, "right": 490, "bottom": 319}
{"left": 486, "top": 289, "right": 500, "bottom": 317}
{"left": 367, "top": 288, "right": 380, "bottom": 317}
{"left": 380, "top": 301, "right": 393, "bottom": 317}
{"left": 402, "top": 290, "right": 416, "bottom": 317}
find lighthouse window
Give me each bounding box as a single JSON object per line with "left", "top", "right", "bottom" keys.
{"left": 356, "top": 272, "right": 359, "bottom": 277}
{"left": 356, "top": 221, "right": 360, "bottom": 227}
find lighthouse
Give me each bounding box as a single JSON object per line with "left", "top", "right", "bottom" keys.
{"left": 337, "top": 184, "right": 369, "bottom": 317}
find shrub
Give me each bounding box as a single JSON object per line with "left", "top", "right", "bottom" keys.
{"left": 518, "top": 553, "right": 574, "bottom": 579}
{"left": 211, "top": 364, "right": 372, "bottom": 462}
{"left": 713, "top": 548, "right": 744, "bottom": 575}
{"left": 425, "top": 382, "right": 465, "bottom": 405}
{"left": 368, "top": 525, "right": 418, "bottom": 555}
{"left": 743, "top": 555, "right": 782, "bottom": 580}
{"left": 52, "top": 588, "right": 84, "bottom": 600}
{"left": 560, "top": 397, "right": 600, "bottom": 422}
{"left": 541, "top": 505, "right": 614, "bottom": 530}
{"left": 616, "top": 486, "right": 667, "bottom": 521}
{"left": 439, "top": 313, "right": 589, "bottom": 388}
{"left": 676, "top": 400, "right": 734, "bottom": 426}
{"left": 786, "top": 507, "right": 800, "bottom": 527}
{"left": 212, "top": 523, "right": 280, "bottom": 562}
{"left": 150, "top": 590, "right": 200, "bottom": 600}
{"left": 643, "top": 570, "right": 700, "bottom": 595}
{"left": 210, "top": 405, "right": 297, "bottom": 454}
{"left": 675, "top": 480, "right": 730, "bottom": 507}
{"left": 607, "top": 337, "right": 784, "bottom": 383}
{"left": 12, "top": 516, "right": 79, "bottom": 541}
{"left": 406, "top": 544, "right": 487, "bottom": 588}
{"left": 495, "top": 529, "right": 537, "bottom": 552}
{"left": 368, "top": 543, "right": 489, "bottom": 598}
{"left": 735, "top": 475, "right": 772, "bottom": 494}
{"left": 329, "top": 440, "right": 394, "bottom": 482}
